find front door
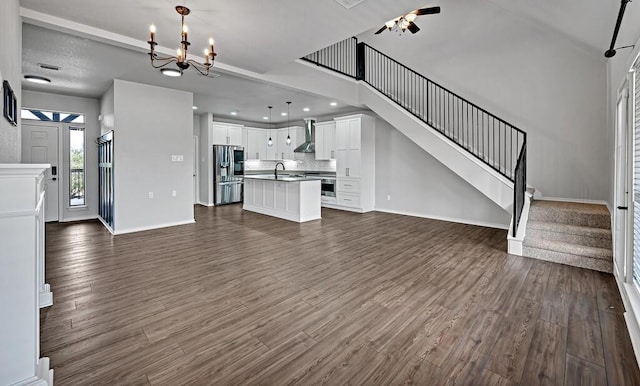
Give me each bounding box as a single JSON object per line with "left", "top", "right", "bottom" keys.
{"left": 22, "top": 123, "right": 60, "bottom": 222}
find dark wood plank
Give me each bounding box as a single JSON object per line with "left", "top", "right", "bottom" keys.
{"left": 39, "top": 205, "right": 640, "bottom": 385}
{"left": 599, "top": 310, "right": 640, "bottom": 386}
{"left": 564, "top": 354, "right": 607, "bottom": 386}
{"left": 520, "top": 320, "right": 567, "bottom": 386}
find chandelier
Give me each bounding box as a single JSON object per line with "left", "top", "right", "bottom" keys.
{"left": 147, "top": 5, "right": 216, "bottom": 77}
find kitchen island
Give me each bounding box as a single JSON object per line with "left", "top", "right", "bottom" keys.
{"left": 243, "top": 175, "right": 321, "bottom": 222}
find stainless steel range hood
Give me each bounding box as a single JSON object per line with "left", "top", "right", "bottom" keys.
{"left": 294, "top": 118, "right": 315, "bottom": 153}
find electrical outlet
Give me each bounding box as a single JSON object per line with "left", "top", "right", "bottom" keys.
{"left": 148, "top": 192, "right": 154, "bottom": 199}
{"left": 387, "top": 195, "right": 391, "bottom": 201}
{"left": 172, "top": 190, "right": 177, "bottom": 197}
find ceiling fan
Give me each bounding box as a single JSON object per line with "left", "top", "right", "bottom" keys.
{"left": 375, "top": 6, "right": 441, "bottom": 35}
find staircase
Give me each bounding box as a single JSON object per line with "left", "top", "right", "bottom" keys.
{"left": 523, "top": 201, "right": 612, "bottom": 272}
{"left": 302, "top": 38, "right": 528, "bottom": 237}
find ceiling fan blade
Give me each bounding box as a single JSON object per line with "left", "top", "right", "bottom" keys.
{"left": 407, "top": 22, "right": 420, "bottom": 34}
{"left": 413, "top": 6, "right": 441, "bottom": 16}
{"left": 374, "top": 25, "right": 388, "bottom": 34}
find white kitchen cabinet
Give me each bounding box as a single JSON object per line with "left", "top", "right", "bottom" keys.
{"left": 244, "top": 176, "right": 321, "bottom": 222}
{"left": 264, "top": 127, "right": 302, "bottom": 160}
{"left": 246, "top": 128, "right": 267, "bottom": 160}
{"left": 331, "top": 114, "right": 375, "bottom": 213}
{"left": 212, "top": 122, "right": 243, "bottom": 146}
{"left": 336, "top": 118, "right": 360, "bottom": 150}
{"left": 315, "top": 121, "right": 336, "bottom": 160}
{"left": 276, "top": 129, "right": 293, "bottom": 160}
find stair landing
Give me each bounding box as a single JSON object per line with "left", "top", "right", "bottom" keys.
{"left": 522, "top": 200, "right": 612, "bottom": 272}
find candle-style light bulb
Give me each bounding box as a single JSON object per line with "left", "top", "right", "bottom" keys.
{"left": 149, "top": 24, "right": 156, "bottom": 42}
{"left": 209, "top": 37, "right": 215, "bottom": 56}
{"left": 177, "top": 48, "right": 183, "bottom": 62}
{"left": 182, "top": 24, "right": 188, "bottom": 41}
{"left": 204, "top": 49, "right": 210, "bottom": 64}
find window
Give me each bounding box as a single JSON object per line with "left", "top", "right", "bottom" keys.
{"left": 69, "top": 127, "right": 85, "bottom": 207}
{"left": 21, "top": 108, "right": 85, "bottom": 123}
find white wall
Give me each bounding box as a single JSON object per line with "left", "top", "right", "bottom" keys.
{"left": 108, "top": 79, "right": 194, "bottom": 233}
{"left": 22, "top": 90, "right": 100, "bottom": 221}
{"left": 358, "top": 0, "right": 608, "bottom": 202}
{"left": 0, "top": 0, "right": 22, "bottom": 162}
{"left": 375, "top": 119, "right": 511, "bottom": 228}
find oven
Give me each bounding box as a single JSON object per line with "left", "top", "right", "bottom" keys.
{"left": 321, "top": 177, "right": 336, "bottom": 202}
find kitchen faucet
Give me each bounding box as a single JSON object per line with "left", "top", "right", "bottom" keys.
{"left": 274, "top": 162, "right": 285, "bottom": 178}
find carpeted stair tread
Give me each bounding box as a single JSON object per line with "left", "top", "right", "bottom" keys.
{"left": 527, "top": 220, "right": 611, "bottom": 239}
{"left": 524, "top": 237, "right": 611, "bottom": 261}
{"left": 522, "top": 246, "right": 612, "bottom": 273}
{"left": 528, "top": 201, "right": 610, "bottom": 229}
{"left": 526, "top": 221, "right": 611, "bottom": 249}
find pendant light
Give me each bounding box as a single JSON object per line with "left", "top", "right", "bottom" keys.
{"left": 286, "top": 101, "right": 292, "bottom": 145}
{"left": 267, "top": 106, "right": 273, "bottom": 147}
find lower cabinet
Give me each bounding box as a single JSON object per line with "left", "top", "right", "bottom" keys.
{"left": 243, "top": 178, "right": 321, "bottom": 222}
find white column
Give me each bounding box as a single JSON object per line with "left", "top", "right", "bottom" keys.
{"left": 0, "top": 164, "right": 54, "bottom": 386}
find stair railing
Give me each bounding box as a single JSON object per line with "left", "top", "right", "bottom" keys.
{"left": 302, "top": 37, "right": 527, "bottom": 237}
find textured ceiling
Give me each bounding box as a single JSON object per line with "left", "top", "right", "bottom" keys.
{"left": 20, "top": 0, "right": 423, "bottom": 74}
{"left": 22, "top": 24, "right": 358, "bottom": 124}
{"left": 20, "top": 0, "right": 620, "bottom": 124}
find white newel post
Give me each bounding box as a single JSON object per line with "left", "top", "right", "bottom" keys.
{"left": 0, "top": 164, "right": 54, "bottom": 386}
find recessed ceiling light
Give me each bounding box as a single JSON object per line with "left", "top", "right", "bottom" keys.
{"left": 192, "top": 106, "right": 198, "bottom": 110}
{"left": 231, "top": 111, "right": 238, "bottom": 116}
{"left": 160, "top": 68, "right": 182, "bottom": 77}
{"left": 330, "top": 102, "right": 338, "bottom": 106}
{"left": 263, "top": 116, "right": 269, "bottom": 120}
{"left": 281, "top": 112, "right": 287, "bottom": 116}
{"left": 303, "top": 107, "right": 310, "bottom": 112}
{"left": 24, "top": 75, "right": 51, "bottom": 84}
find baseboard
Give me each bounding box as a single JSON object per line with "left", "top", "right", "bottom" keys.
{"left": 536, "top": 196, "right": 609, "bottom": 206}
{"left": 614, "top": 274, "right": 640, "bottom": 367}
{"left": 322, "top": 203, "right": 366, "bottom": 213}
{"left": 197, "top": 201, "right": 214, "bottom": 207}
{"left": 98, "top": 216, "right": 115, "bottom": 235}
{"left": 374, "top": 208, "right": 509, "bottom": 230}
{"left": 60, "top": 214, "right": 99, "bottom": 222}
{"left": 113, "top": 219, "right": 196, "bottom": 235}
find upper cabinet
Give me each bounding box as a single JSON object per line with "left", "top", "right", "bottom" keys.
{"left": 212, "top": 122, "right": 243, "bottom": 146}
{"left": 245, "top": 128, "right": 267, "bottom": 160}
{"left": 315, "top": 121, "right": 336, "bottom": 160}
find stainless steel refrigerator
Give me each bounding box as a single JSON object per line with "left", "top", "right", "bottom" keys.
{"left": 213, "top": 145, "right": 244, "bottom": 205}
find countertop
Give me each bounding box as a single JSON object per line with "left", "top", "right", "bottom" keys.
{"left": 244, "top": 174, "right": 322, "bottom": 182}
{"left": 244, "top": 170, "right": 336, "bottom": 178}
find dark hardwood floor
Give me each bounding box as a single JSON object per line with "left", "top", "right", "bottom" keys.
{"left": 41, "top": 205, "right": 640, "bottom": 385}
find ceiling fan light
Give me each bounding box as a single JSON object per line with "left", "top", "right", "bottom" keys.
{"left": 385, "top": 20, "right": 396, "bottom": 28}
{"left": 405, "top": 13, "right": 417, "bottom": 22}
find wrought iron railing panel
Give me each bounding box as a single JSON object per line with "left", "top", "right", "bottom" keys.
{"left": 302, "top": 37, "right": 358, "bottom": 79}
